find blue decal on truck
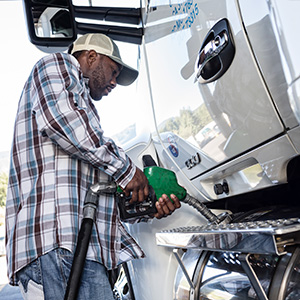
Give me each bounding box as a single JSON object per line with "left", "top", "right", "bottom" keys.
{"left": 170, "top": 0, "right": 199, "bottom": 32}
{"left": 168, "top": 134, "right": 179, "bottom": 157}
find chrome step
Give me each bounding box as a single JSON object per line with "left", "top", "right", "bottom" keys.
{"left": 156, "top": 218, "right": 300, "bottom": 255}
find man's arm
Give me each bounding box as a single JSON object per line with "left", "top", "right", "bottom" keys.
{"left": 31, "top": 53, "right": 141, "bottom": 194}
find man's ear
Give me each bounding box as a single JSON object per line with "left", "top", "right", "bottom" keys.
{"left": 87, "top": 50, "right": 98, "bottom": 66}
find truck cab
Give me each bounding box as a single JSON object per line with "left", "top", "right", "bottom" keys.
{"left": 23, "top": 1, "right": 300, "bottom": 299}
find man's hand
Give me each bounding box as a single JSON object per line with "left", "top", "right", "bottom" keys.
{"left": 154, "top": 194, "right": 181, "bottom": 219}
{"left": 123, "top": 167, "right": 149, "bottom": 203}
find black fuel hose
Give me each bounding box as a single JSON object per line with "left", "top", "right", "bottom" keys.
{"left": 64, "top": 218, "right": 94, "bottom": 300}
{"left": 182, "top": 194, "right": 220, "bottom": 224}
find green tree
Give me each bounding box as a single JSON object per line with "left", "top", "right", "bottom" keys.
{"left": 159, "top": 104, "right": 213, "bottom": 139}
{"left": 0, "top": 172, "right": 8, "bottom": 207}
{"left": 164, "top": 118, "right": 179, "bottom": 133}
{"left": 193, "top": 104, "right": 213, "bottom": 130}
{"left": 177, "top": 109, "right": 193, "bottom": 138}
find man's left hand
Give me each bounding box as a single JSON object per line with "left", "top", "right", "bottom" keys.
{"left": 154, "top": 194, "right": 181, "bottom": 219}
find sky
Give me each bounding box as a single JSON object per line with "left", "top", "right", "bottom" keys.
{"left": 0, "top": 1, "right": 45, "bottom": 152}
{"left": 0, "top": 0, "right": 140, "bottom": 153}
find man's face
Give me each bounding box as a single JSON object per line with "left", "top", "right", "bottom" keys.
{"left": 88, "top": 54, "right": 122, "bottom": 101}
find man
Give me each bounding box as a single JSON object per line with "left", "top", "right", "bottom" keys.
{"left": 5, "top": 33, "right": 181, "bottom": 299}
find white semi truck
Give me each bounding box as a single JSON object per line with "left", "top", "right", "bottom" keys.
{"left": 23, "top": 1, "right": 300, "bottom": 299}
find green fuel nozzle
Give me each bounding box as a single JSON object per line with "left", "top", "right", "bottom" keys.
{"left": 144, "top": 166, "right": 186, "bottom": 201}
{"left": 117, "top": 166, "right": 220, "bottom": 224}
{"left": 145, "top": 166, "right": 220, "bottom": 223}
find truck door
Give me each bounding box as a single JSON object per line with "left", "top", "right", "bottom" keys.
{"left": 143, "top": 0, "right": 286, "bottom": 192}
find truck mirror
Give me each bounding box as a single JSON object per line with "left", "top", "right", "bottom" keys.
{"left": 23, "top": 0, "right": 76, "bottom": 52}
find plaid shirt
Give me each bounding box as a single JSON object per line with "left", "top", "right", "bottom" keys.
{"left": 5, "top": 53, "right": 145, "bottom": 285}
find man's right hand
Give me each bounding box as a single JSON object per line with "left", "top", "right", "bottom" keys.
{"left": 123, "top": 167, "right": 149, "bottom": 203}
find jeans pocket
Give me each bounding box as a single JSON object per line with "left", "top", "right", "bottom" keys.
{"left": 57, "top": 248, "right": 74, "bottom": 280}
{"left": 17, "top": 258, "right": 42, "bottom": 293}
{"left": 18, "top": 279, "right": 44, "bottom": 300}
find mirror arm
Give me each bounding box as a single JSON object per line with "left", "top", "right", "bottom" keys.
{"left": 76, "top": 22, "right": 143, "bottom": 45}
{"left": 73, "top": 6, "right": 141, "bottom": 25}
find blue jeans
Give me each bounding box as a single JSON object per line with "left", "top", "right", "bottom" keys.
{"left": 16, "top": 248, "right": 115, "bottom": 300}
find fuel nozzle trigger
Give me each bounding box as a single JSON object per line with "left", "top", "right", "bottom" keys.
{"left": 117, "top": 185, "right": 158, "bottom": 221}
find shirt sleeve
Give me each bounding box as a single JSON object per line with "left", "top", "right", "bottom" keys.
{"left": 31, "top": 53, "right": 135, "bottom": 188}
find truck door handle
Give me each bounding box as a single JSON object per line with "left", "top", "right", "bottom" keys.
{"left": 195, "top": 19, "right": 235, "bottom": 84}
{"left": 196, "top": 32, "right": 228, "bottom": 79}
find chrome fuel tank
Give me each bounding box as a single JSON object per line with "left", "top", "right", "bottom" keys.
{"left": 172, "top": 208, "right": 300, "bottom": 300}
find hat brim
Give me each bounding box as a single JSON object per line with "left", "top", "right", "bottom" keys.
{"left": 109, "top": 55, "right": 139, "bottom": 86}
